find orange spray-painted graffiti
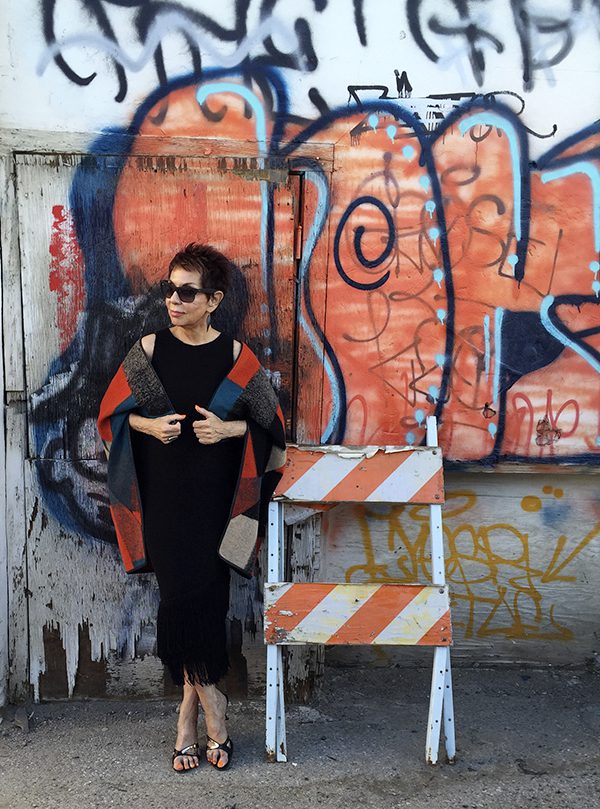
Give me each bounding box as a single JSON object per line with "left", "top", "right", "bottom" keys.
{"left": 36, "top": 68, "right": 600, "bottom": 542}
{"left": 106, "top": 74, "right": 600, "bottom": 463}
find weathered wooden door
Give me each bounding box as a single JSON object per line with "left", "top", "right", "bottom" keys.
{"left": 10, "top": 150, "right": 307, "bottom": 698}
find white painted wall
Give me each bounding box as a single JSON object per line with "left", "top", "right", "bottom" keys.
{"left": 1, "top": 1, "right": 599, "bottom": 157}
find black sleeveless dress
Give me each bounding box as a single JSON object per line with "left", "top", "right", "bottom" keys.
{"left": 131, "top": 328, "right": 244, "bottom": 686}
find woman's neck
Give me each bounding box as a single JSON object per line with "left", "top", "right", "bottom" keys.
{"left": 171, "top": 323, "right": 220, "bottom": 346}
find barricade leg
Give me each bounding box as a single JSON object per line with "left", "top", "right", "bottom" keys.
{"left": 275, "top": 645, "right": 287, "bottom": 761}
{"left": 266, "top": 644, "right": 287, "bottom": 762}
{"left": 442, "top": 649, "right": 456, "bottom": 763}
{"left": 266, "top": 643, "right": 279, "bottom": 761}
{"left": 266, "top": 500, "right": 287, "bottom": 761}
{"left": 426, "top": 646, "right": 446, "bottom": 764}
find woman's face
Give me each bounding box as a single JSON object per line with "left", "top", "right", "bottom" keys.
{"left": 165, "top": 265, "right": 222, "bottom": 327}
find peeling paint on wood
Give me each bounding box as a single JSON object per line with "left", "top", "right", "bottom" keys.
{"left": 2, "top": 152, "right": 28, "bottom": 702}
{"left": 285, "top": 514, "right": 325, "bottom": 702}
{"left": 40, "top": 623, "right": 108, "bottom": 699}
{"left": 4, "top": 402, "right": 29, "bottom": 701}
{"left": 26, "top": 460, "right": 160, "bottom": 699}
{"left": 0, "top": 155, "right": 9, "bottom": 705}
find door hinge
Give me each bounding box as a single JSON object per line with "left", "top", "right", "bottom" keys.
{"left": 5, "top": 390, "right": 27, "bottom": 405}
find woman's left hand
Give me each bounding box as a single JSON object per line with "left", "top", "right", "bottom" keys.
{"left": 193, "top": 406, "right": 227, "bottom": 444}
{"left": 193, "top": 406, "right": 248, "bottom": 444}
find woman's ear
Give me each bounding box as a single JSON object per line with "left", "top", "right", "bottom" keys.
{"left": 209, "top": 290, "right": 224, "bottom": 311}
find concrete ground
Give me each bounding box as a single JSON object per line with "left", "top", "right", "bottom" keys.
{"left": 1, "top": 665, "right": 599, "bottom": 809}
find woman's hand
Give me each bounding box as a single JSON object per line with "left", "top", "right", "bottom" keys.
{"left": 193, "top": 406, "right": 247, "bottom": 444}
{"left": 129, "top": 413, "right": 186, "bottom": 444}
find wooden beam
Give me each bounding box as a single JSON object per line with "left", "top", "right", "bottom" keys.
{"left": 0, "top": 129, "right": 335, "bottom": 170}
{"left": 0, "top": 154, "right": 8, "bottom": 705}
{"left": 0, "top": 152, "right": 29, "bottom": 701}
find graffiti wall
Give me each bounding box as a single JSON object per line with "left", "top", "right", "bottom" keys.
{"left": 1, "top": 0, "right": 600, "bottom": 699}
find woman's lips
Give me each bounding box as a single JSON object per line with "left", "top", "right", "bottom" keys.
{"left": 169, "top": 310, "right": 184, "bottom": 317}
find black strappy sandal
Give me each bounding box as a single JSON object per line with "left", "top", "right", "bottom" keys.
{"left": 172, "top": 742, "right": 200, "bottom": 773}
{"left": 206, "top": 736, "right": 234, "bottom": 770}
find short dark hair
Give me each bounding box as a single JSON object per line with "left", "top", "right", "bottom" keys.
{"left": 168, "top": 243, "right": 232, "bottom": 295}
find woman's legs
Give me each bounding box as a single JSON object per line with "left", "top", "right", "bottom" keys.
{"left": 195, "top": 683, "right": 230, "bottom": 768}
{"left": 172, "top": 680, "right": 200, "bottom": 771}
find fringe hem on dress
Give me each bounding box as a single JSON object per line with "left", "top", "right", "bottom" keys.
{"left": 157, "top": 587, "right": 230, "bottom": 687}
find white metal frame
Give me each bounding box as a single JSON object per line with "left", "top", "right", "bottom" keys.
{"left": 265, "top": 416, "right": 456, "bottom": 764}
{"left": 425, "top": 414, "right": 455, "bottom": 763}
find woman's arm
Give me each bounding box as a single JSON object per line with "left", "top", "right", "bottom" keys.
{"left": 128, "top": 334, "right": 185, "bottom": 442}
{"left": 141, "top": 333, "right": 156, "bottom": 360}
{"left": 219, "top": 419, "right": 248, "bottom": 439}
{"left": 129, "top": 412, "right": 186, "bottom": 443}
{"left": 193, "top": 406, "right": 246, "bottom": 443}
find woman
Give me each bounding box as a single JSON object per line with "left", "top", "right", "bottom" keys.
{"left": 98, "top": 243, "right": 286, "bottom": 773}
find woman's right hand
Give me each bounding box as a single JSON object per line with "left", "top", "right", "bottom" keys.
{"left": 129, "top": 413, "right": 186, "bottom": 444}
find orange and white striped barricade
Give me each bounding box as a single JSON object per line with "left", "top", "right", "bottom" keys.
{"left": 265, "top": 416, "right": 455, "bottom": 764}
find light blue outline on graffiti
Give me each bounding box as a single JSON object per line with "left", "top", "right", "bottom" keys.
{"left": 541, "top": 161, "right": 600, "bottom": 253}
{"left": 297, "top": 168, "right": 341, "bottom": 444}
{"left": 458, "top": 113, "right": 522, "bottom": 243}
{"left": 540, "top": 296, "right": 600, "bottom": 375}
{"left": 492, "top": 306, "right": 504, "bottom": 405}
{"left": 195, "top": 83, "right": 270, "bottom": 291}
{"left": 483, "top": 313, "right": 491, "bottom": 381}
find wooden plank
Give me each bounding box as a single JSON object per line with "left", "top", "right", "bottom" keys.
{"left": 15, "top": 154, "right": 77, "bottom": 403}
{"left": 285, "top": 513, "right": 325, "bottom": 702}
{"left": 275, "top": 446, "right": 444, "bottom": 503}
{"left": 446, "top": 461, "right": 600, "bottom": 476}
{"left": 3, "top": 401, "right": 28, "bottom": 700}
{"left": 265, "top": 583, "right": 451, "bottom": 645}
{"left": 0, "top": 155, "right": 8, "bottom": 704}
{"left": 1, "top": 153, "right": 25, "bottom": 392}
{"left": 1, "top": 152, "right": 29, "bottom": 701}
{"left": 227, "top": 540, "right": 271, "bottom": 698}
{"left": 0, "top": 130, "right": 335, "bottom": 168}
{"left": 15, "top": 151, "right": 165, "bottom": 699}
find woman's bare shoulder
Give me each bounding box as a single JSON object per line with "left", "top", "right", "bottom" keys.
{"left": 141, "top": 333, "right": 157, "bottom": 360}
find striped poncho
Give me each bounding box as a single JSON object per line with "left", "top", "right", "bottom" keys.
{"left": 98, "top": 339, "right": 286, "bottom": 577}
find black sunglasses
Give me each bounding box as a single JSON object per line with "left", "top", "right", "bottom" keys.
{"left": 159, "top": 279, "right": 217, "bottom": 303}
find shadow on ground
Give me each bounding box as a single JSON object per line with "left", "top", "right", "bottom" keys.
{"left": 1, "top": 666, "right": 599, "bottom": 809}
